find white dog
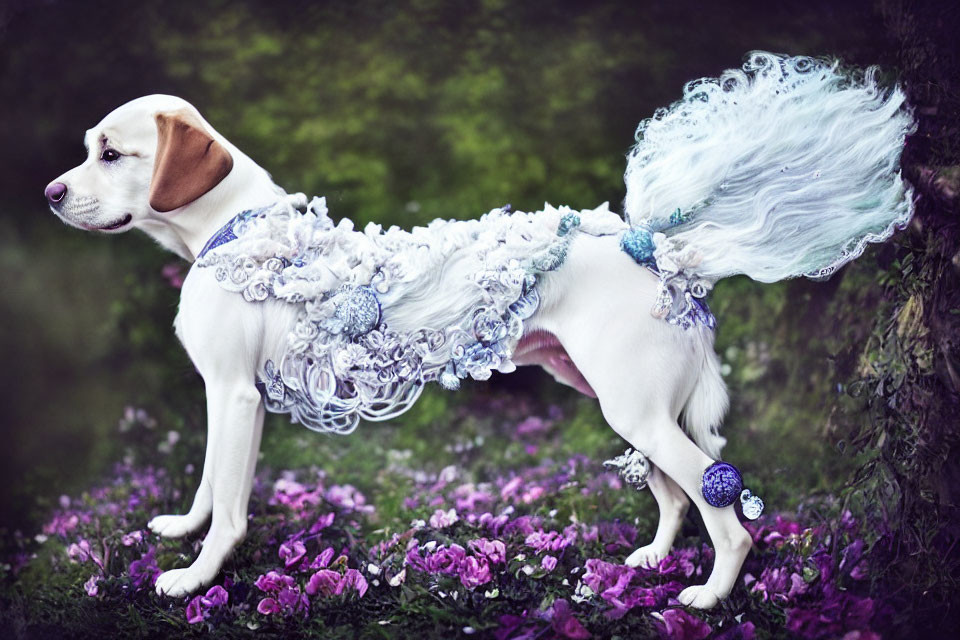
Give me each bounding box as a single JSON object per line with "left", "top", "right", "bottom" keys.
{"left": 46, "top": 53, "right": 913, "bottom": 610}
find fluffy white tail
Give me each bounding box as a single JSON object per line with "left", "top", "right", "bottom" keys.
{"left": 625, "top": 51, "right": 915, "bottom": 286}
{"left": 682, "top": 330, "right": 729, "bottom": 459}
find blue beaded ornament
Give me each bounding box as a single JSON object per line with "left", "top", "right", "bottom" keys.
{"left": 701, "top": 461, "right": 743, "bottom": 507}
{"left": 620, "top": 226, "right": 657, "bottom": 268}
{"left": 700, "top": 461, "right": 764, "bottom": 520}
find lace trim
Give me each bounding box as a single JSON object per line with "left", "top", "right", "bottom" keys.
{"left": 196, "top": 196, "right": 626, "bottom": 434}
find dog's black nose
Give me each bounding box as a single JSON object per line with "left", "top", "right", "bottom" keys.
{"left": 45, "top": 182, "right": 67, "bottom": 204}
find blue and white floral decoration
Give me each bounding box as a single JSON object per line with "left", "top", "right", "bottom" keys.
{"left": 195, "top": 196, "right": 626, "bottom": 434}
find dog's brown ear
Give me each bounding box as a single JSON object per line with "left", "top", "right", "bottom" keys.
{"left": 149, "top": 109, "right": 234, "bottom": 212}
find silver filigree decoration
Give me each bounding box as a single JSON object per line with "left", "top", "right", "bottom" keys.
{"left": 197, "top": 198, "right": 627, "bottom": 434}
{"left": 603, "top": 448, "right": 651, "bottom": 490}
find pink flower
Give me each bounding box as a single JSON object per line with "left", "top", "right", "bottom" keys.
{"left": 500, "top": 476, "right": 523, "bottom": 500}
{"left": 83, "top": 575, "right": 99, "bottom": 597}
{"left": 521, "top": 486, "right": 545, "bottom": 503}
{"left": 542, "top": 555, "right": 558, "bottom": 572}
{"left": 67, "top": 539, "right": 103, "bottom": 569}
{"left": 161, "top": 262, "right": 185, "bottom": 288}
{"left": 121, "top": 530, "right": 144, "bottom": 546}
{"left": 516, "top": 416, "right": 548, "bottom": 435}
{"left": 525, "top": 530, "right": 572, "bottom": 553}
{"left": 429, "top": 508, "right": 459, "bottom": 529}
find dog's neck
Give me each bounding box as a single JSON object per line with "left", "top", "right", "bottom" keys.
{"left": 138, "top": 152, "right": 285, "bottom": 262}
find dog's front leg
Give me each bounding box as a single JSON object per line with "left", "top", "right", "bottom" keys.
{"left": 147, "top": 428, "right": 215, "bottom": 539}
{"left": 155, "top": 381, "right": 264, "bottom": 597}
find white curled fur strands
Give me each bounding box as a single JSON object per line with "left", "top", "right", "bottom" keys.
{"left": 624, "top": 51, "right": 915, "bottom": 312}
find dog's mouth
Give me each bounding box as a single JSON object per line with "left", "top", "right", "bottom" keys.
{"left": 97, "top": 214, "right": 133, "bottom": 231}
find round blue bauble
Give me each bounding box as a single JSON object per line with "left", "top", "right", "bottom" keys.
{"left": 701, "top": 461, "right": 743, "bottom": 508}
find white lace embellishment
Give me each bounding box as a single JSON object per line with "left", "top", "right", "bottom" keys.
{"left": 196, "top": 196, "right": 626, "bottom": 434}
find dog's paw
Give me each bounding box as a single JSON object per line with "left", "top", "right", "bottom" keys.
{"left": 678, "top": 584, "right": 721, "bottom": 610}
{"left": 148, "top": 514, "right": 204, "bottom": 538}
{"left": 155, "top": 567, "right": 210, "bottom": 598}
{"left": 625, "top": 544, "right": 668, "bottom": 569}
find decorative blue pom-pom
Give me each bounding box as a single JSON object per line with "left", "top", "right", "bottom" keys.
{"left": 620, "top": 227, "right": 657, "bottom": 267}
{"left": 701, "top": 461, "right": 743, "bottom": 508}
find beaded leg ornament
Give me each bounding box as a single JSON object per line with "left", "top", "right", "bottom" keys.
{"left": 701, "top": 461, "right": 764, "bottom": 520}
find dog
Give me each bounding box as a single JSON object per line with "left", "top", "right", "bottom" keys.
{"left": 45, "top": 53, "right": 912, "bottom": 610}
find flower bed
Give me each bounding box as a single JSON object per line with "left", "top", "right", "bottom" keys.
{"left": 2, "top": 438, "right": 885, "bottom": 639}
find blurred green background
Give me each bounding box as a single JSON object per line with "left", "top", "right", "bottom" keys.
{"left": 0, "top": 0, "right": 893, "bottom": 531}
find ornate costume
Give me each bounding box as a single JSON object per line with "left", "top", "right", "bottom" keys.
{"left": 195, "top": 51, "right": 914, "bottom": 457}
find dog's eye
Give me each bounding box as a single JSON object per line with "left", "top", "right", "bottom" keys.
{"left": 100, "top": 148, "right": 121, "bottom": 163}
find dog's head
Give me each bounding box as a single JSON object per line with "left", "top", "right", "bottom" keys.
{"left": 45, "top": 94, "right": 234, "bottom": 234}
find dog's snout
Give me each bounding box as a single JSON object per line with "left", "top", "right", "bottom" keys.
{"left": 45, "top": 182, "right": 67, "bottom": 204}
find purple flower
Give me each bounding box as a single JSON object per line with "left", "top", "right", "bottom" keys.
{"left": 310, "top": 547, "right": 336, "bottom": 569}
{"left": 542, "top": 555, "right": 558, "bottom": 572}
{"left": 339, "top": 568, "right": 369, "bottom": 597}
{"left": 458, "top": 555, "right": 492, "bottom": 588}
{"left": 525, "top": 530, "right": 572, "bottom": 553}
{"left": 468, "top": 538, "right": 506, "bottom": 564}
{"left": 279, "top": 539, "right": 307, "bottom": 568}
{"left": 257, "top": 597, "right": 280, "bottom": 615}
{"left": 657, "top": 609, "right": 712, "bottom": 640}
{"left": 308, "top": 512, "right": 335, "bottom": 534}
{"left": 67, "top": 539, "right": 103, "bottom": 569}
{"left": 128, "top": 547, "right": 161, "bottom": 589}
{"left": 713, "top": 622, "right": 756, "bottom": 640}
{"left": 277, "top": 585, "right": 308, "bottom": 614}
{"left": 426, "top": 544, "right": 466, "bottom": 575}
{"left": 254, "top": 570, "right": 296, "bottom": 593}
{"left": 550, "top": 599, "right": 591, "bottom": 639}
{"left": 786, "top": 592, "right": 876, "bottom": 639}
{"left": 201, "top": 585, "right": 229, "bottom": 608}
{"left": 306, "top": 569, "right": 341, "bottom": 596}
{"left": 184, "top": 585, "right": 229, "bottom": 624}
{"left": 185, "top": 596, "right": 205, "bottom": 624}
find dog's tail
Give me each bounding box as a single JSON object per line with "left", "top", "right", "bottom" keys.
{"left": 682, "top": 329, "right": 729, "bottom": 460}
{"left": 624, "top": 51, "right": 915, "bottom": 289}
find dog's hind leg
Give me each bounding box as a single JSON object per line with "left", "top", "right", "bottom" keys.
{"left": 625, "top": 465, "right": 689, "bottom": 569}
{"left": 538, "top": 234, "right": 751, "bottom": 609}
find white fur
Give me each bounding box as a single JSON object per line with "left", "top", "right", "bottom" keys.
{"left": 46, "top": 94, "right": 755, "bottom": 610}
{"left": 626, "top": 52, "right": 914, "bottom": 284}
